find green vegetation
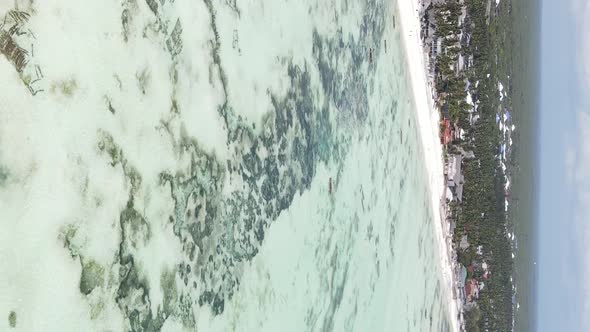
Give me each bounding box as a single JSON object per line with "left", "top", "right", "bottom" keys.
{"left": 50, "top": 78, "right": 78, "bottom": 97}
{"left": 136, "top": 68, "right": 151, "bottom": 95}
{"left": 80, "top": 259, "right": 105, "bottom": 295}
{"left": 0, "top": 165, "right": 8, "bottom": 186}
{"left": 508, "top": 0, "right": 541, "bottom": 330}
{"left": 433, "top": 0, "right": 471, "bottom": 126}
{"left": 8, "top": 310, "right": 16, "bottom": 328}
{"left": 160, "top": 269, "right": 178, "bottom": 314}
{"left": 59, "top": 224, "right": 82, "bottom": 258}
{"left": 432, "top": 0, "right": 515, "bottom": 330}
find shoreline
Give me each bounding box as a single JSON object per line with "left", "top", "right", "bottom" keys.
{"left": 396, "top": 0, "right": 461, "bottom": 331}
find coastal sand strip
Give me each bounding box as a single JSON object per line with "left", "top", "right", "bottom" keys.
{"left": 396, "top": 0, "right": 461, "bottom": 330}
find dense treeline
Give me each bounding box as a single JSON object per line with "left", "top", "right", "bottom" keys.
{"left": 433, "top": 0, "right": 514, "bottom": 331}
{"left": 433, "top": 0, "right": 470, "bottom": 125}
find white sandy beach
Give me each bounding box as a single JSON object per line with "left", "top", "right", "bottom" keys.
{"left": 396, "top": 0, "right": 461, "bottom": 331}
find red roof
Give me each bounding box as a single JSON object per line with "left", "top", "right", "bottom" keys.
{"left": 441, "top": 119, "right": 452, "bottom": 145}
{"left": 464, "top": 279, "right": 479, "bottom": 302}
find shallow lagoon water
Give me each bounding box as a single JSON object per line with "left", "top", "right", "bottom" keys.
{"left": 0, "top": 0, "right": 452, "bottom": 330}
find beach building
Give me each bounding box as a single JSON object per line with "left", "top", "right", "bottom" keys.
{"left": 465, "top": 279, "right": 479, "bottom": 303}
{"left": 458, "top": 265, "right": 468, "bottom": 301}
{"left": 440, "top": 118, "right": 453, "bottom": 145}
{"left": 446, "top": 154, "right": 464, "bottom": 202}
{"left": 454, "top": 125, "right": 465, "bottom": 141}
{"left": 459, "top": 235, "right": 470, "bottom": 250}
{"left": 457, "top": 146, "right": 475, "bottom": 159}
{"left": 469, "top": 112, "right": 480, "bottom": 125}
